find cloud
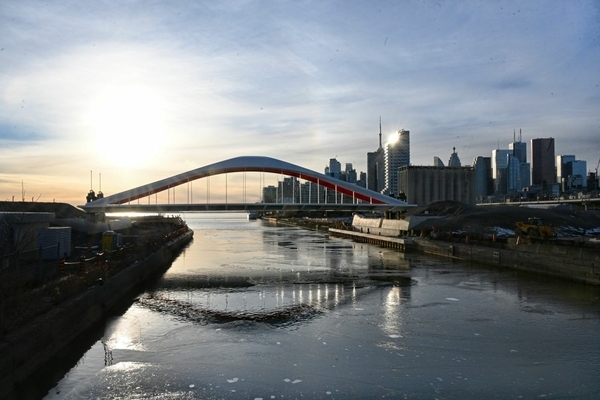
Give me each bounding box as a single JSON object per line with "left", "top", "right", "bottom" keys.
{"left": 495, "top": 78, "right": 532, "bottom": 90}
{"left": 0, "top": 0, "right": 599, "bottom": 204}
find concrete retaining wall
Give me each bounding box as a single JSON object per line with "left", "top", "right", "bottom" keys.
{"left": 329, "top": 228, "right": 413, "bottom": 251}
{"left": 0, "top": 230, "right": 193, "bottom": 399}
{"left": 413, "top": 238, "right": 600, "bottom": 285}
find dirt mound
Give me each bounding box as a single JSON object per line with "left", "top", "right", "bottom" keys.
{"left": 409, "top": 201, "right": 600, "bottom": 238}
{"left": 410, "top": 200, "right": 476, "bottom": 217}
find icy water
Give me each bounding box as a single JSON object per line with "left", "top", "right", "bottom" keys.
{"left": 42, "top": 214, "right": 600, "bottom": 399}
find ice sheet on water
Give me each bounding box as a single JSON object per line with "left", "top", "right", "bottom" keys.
{"left": 137, "top": 293, "right": 322, "bottom": 326}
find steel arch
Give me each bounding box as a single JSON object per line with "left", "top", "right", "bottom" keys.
{"left": 81, "top": 156, "right": 410, "bottom": 210}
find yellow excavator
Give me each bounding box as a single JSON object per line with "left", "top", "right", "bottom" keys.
{"left": 515, "top": 218, "right": 556, "bottom": 239}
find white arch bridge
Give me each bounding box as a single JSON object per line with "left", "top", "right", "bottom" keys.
{"left": 81, "top": 156, "right": 414, "bottom": 213}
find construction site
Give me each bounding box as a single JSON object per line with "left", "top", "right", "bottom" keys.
{"left": 332, "top": 200, "right": 600, "bottom": 285}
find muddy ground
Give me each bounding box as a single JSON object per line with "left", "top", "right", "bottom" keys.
{"left": 408, "top": 201, "right": 600, "bottom": 239}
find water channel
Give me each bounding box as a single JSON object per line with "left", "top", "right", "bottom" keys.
{"left": 43, "top": 213, "right": 600, "bottom": 399}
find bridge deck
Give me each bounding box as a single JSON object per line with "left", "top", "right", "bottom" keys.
{"left": 84, "top": 203, "right": 414, "bottom": 213}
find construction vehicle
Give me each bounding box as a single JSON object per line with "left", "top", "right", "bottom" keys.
{"left": 515, "top": 218, "right": 556, "bottom": 239}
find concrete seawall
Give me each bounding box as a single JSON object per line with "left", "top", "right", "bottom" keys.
{"left": 413, "top": 238, "right": 600, "bottom": 285}
{"left": 0, "top": 229, "right": 193, "bottom": 399}
{"left": 329, "top": 228, "right": 413, "bottom": 251}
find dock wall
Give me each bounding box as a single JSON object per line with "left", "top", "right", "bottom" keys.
{"left": 329, "top": 228, "right": 413, "bottom": 251}
{"left": 0, "top": 230, "right": 193, "bottom": 399}
{"left": 414, "top": 238, "right": 600, "bottom": 285}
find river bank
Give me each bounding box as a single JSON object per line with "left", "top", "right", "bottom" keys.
{"left": 328, "top": 212, "right": 600, "bottom": 285}
{"left": 330, "top": 227, "right": 600, "bottom": 285}
{"left": 262, "top": 212, "right": 600, "bottom": 285}
{"left": 0, "top": 223, "right": 193, "bottom": 399}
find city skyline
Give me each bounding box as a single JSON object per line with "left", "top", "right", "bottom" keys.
{"left": 1, "top": 1, "right": 599, "bottom": 205}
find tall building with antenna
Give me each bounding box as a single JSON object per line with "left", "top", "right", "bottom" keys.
{"left": 367, "top": 117, "right": 386, "bottom": 193}
{"left": 448, "top": 147, "right": 461, "bottom": 167}
{"left": 509, "top": 129, "right": 530, "bottom": 190}
{"left": 509, "top": 129, "right": 527, "bottom": 163}
{"left": 489, "top": 130, "right": 533, "bottom": 195}
{"left": 382, "top": 129, "right": 410, "bottom": 196}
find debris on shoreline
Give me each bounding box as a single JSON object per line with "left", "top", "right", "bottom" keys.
{"left": 408, "top": 201, "right": 600, "bottom": 241}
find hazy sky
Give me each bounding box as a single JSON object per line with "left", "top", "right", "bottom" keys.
{"left": 1, "top": 0, "right": 599, "bottom": 205}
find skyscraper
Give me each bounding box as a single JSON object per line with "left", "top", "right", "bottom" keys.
{"left": 473, "top": 156, "right": 492, "bottom": 200}
{"left": 278, "top": 177, "right": 299, "bottom": 203}
{"left": 509, "top": 129, "right": 527, "bottom": 163}
{"left": 491, "top": 149, "right": 512, "bottom": 193}
{"left": 433, "top": 157, "right": 445, "bottom": 167}
{"left": 569, "top": 160, "right": 587, "bottom": 188}
{"left": 383, "top": 129, "right": 410, "bottom": 196}
{"left": 448, "top": 147, "right": 461, "bottom": 167}
{"left": 556, "top": 155, "right": 576, "bottom": 187}
{"left": 506, "top": 154, "right": 522, "bottom": 193}
{"left": 557, "top": 156, "right": 587, "bottom": 190}
{"left": 509, "top": 129, "right": 529, "bottom": 191}
{"left": 262, "top": 185, "right": 277, "bottom": 203}
{"left": 345, "top": 163, "right": 357, "bottom": 184}
{"left": 327, "top": 158, "right": 342, "bottom": 179}
{"left": 367, "top": 118, "right": 385, "bottom": 193}
{"left": 519, "top": 162, "right": 531, "bottom": 190}
{"left": 531, "top": 138, "right": 555, "bottom": 186}
{"left": 357, "top": 171, "right": 367, "bottom": 188}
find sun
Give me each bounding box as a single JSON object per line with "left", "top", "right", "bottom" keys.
{"left": 88, "top": 85, "right": 167, "bottom": 168}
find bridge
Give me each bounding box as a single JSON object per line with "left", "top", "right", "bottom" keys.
{"left": 81, "top": 156, "right": 414, "bottom": 213}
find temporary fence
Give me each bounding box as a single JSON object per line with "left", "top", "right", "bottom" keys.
{"left": 0, "top": 226, "right": 192, "bottom": 293}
